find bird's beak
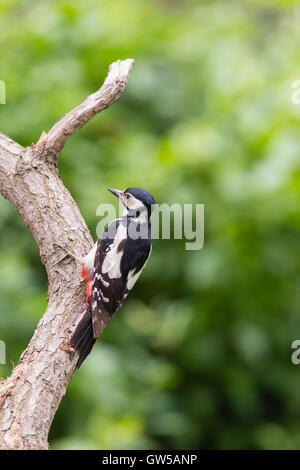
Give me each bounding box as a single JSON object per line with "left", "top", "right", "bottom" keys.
{"left": 108, "top": 188, "right": 122, "bottom": 199}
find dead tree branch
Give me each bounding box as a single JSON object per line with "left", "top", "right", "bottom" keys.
{"left": 0, "top": 58, "right": 134, "bottom": 450}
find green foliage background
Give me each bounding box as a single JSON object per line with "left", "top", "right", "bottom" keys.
{"left": 1, "top": 0, "right": 300, "bottom": 450}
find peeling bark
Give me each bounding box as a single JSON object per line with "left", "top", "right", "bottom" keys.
{"left": 0, "top": 59, "right": 134, "bottom": 449}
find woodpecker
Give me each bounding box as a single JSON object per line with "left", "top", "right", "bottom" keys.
{"left": 55, "top": 187, "right": 156, "bottom": 368}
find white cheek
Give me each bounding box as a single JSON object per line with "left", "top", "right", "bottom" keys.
{"left": 127, "top": 198, "right": 142, "bottom": 210}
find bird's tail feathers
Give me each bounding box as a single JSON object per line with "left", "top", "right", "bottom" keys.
{"left": 70, "top": 305, "right": 96, "bottom": 369}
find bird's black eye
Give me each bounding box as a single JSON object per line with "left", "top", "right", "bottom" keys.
{"left": 124, "top": 193, "right": 130, "bottom": 199}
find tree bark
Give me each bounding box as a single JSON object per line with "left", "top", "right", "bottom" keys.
{"left": 0, "top": 58, "right": 134, "bottom": 450}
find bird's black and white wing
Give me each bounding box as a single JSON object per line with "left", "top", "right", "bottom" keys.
{"left": 91, "top": 217, "right": 151, "bottom": 338}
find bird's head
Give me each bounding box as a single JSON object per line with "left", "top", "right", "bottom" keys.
{"left": 108, "top": 187, "right": 156, "bottom": 218}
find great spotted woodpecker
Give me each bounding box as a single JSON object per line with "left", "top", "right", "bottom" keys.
{"left": 56, "top": 187, "right": 156, "bottom": 368}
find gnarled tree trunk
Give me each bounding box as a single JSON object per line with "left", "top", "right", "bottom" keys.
{"left": 0, "top": 58, "right": 134, "bottom": 449}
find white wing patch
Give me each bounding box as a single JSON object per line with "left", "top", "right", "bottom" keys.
{"left": 102, "top": 249, "right": 115, "bottom": 274}
{"left": 102, "top": 222, "right": 127, "bottom": 279}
